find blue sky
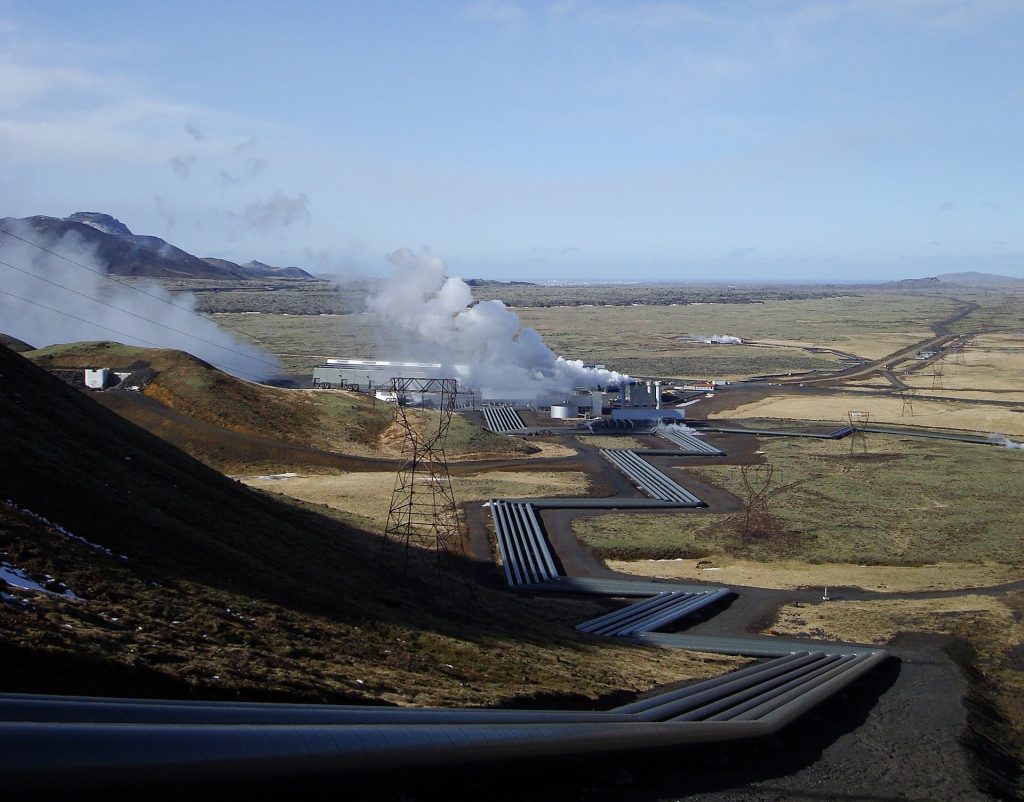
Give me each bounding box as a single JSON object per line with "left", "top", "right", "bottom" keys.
{"left": 1, "top": 0, "right": 1022, "bottom": 281}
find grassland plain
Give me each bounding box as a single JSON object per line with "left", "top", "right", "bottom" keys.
{"left": 513, "top": 292, "right": 957, "bottom": 360}
{"left": 714, "top": 391, "right": 1024, "bottom": 435}
{"left": 574, "top": 435, "right": 1024, "bottom": 583}
{"left": 242, "top": 470, "right": 591, "bottom": 531}
{"left": 606, "top": 557, "right": 1021, "bottom": 594}
{"left": 899, "top": 332, "right": 1024, "bottom": 401}
{"left": 161, "top": 277, "right": 371, "bottom": 316}
{"left": 580, "top": 435, "right": 651, "bottom": 450}
{"left": 212, "top": 286, "right": 966, "bottom": 380}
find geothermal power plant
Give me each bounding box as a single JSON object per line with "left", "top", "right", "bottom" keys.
{"left": 311, "top": 357, "right": 690, "bottom": 425}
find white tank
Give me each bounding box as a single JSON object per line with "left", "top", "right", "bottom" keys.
{"left": 550, "top": 404, "right": 574, "bottom": 419}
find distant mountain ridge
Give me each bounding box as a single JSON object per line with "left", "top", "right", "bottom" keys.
{"left": 881, "top": 271, "right": 1024, "bottom": 290}
{"left": 0, "top": 212, "right": 314, "bottom": 280}
{"left": 934, "top": 271, "right": 1024, "bottom": 288}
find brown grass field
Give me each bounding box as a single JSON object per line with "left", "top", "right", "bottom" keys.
{"left": 711, "top": 390, "right": 1024, "bottom": 435}
{"left": 242, "top": 469, "right": 591, "bottom": 530}
{"left": 576, "top": 434, "right": 1024, "bottom": 583}
{"left": 606, "top": 557, "right": 1021, "bottom": 594}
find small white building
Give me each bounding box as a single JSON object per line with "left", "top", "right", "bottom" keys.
{"left": 84, "top": 368, "right": 111, "bottom": 389}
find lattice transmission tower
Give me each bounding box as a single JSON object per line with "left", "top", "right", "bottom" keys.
{"left": 737, "top": 462, "right": 775, "bottom": 540}
{"left": 898, "top": 387, "right": 917, "bottom": 417}
{"left": 847, "top": 410, "right": 870, "bottom": 453}
{"left": 381, "top": 377, "right": 468, "bottom": 577}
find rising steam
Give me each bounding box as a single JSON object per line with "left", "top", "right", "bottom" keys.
{"left": 366, "top": 247, "right": 625, "bottom": 397}
{"left": 989, "top": 434, "right": 1024, "bottom": 450}
{"left": 0, "top": 220, "right": 279, "bottom": 380}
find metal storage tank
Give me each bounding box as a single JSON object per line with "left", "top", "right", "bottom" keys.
{"left": 550, "top": 404, "right": 574, "bottom": 419}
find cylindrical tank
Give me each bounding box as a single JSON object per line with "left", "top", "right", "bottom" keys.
{"left": 550, "top": 404, "right": 574, "bottom": 419}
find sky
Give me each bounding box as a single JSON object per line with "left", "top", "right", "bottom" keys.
{"left": 1, "top": 0, "right": 1022, "bottom": 282}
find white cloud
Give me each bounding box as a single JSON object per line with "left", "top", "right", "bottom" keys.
{"left": 0, "top": 57, "right": 105, "bottom": 111}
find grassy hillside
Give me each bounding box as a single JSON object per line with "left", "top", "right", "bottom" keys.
{"left": 0, "top": 344, "right": 740, "bottom": 704}
{"left": 25, "top": 341, "right": 532, "bottom": 471}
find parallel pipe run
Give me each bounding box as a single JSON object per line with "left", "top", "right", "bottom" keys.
{"left": 703, "top": 656, "right": 856, "bottom": 722}
{"left": 490, "top": 500, "right": 523, "bottom": 586}
{"left": 616, "top": 589, "right": 731, "bottom": 637}
{"left": 614, "top": 654, "right": 807, "bottom": 714}
{"left": 519, "top": 501, "right": 558, "bottom": 580}
{"left": 504, "top": 502, "right": 543, "bottom": 583}
{"left": 634, "top": 632, "right": 882, "bottom": 659}
{"left": 482, "top": 404, "right": 526, "bottom": 433}
{"left": 525, "top": 576, "right": 725, "bottom": 597}
{"left": 753, "top": 650, "right": 891, "bottom": 727}
{"left": 670, "top": 655, "right": 847, "bottom": 723}
{"left": 636, "top": 653, "right": 827, "bottom": 721}
{"left": 657, "top": 428, "right": 725, "bottom": 455}
{"left": 600, "top": 449, "right": 705, "bottom": 504}
{"left": 489, "top": 500, "right": 560, "bottom": 586}
{"left": 577, "top": 592, "right": 688, "bottom": 635}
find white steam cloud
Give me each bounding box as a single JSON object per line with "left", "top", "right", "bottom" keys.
{"left": 989, "top": 434, "right": 1024, "bottom": 450}
{"left": 366, "top": 247, "right": 625, "bottom": 398}
{"left": 0, "top": 220, "right": 279, "bottom": 380}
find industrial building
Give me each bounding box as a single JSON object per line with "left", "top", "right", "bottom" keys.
{"left": 313, "top": 359, "right": 686, "bottom": 426}
{"left": 313, "top": 359, "right": 444, "bottom": 391}
{"left": 610, "top": 380, "right": 684, "bottom": 423}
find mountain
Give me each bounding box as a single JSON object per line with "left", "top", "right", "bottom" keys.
{"left": 201, "top": 257, "right": 316, "bottom": 279}
{"left": 879, "top": 272, "right": 1024, "bottom": 290}
{"left": 0, "top": 213, "right": 314, "bottom": 280}
{"left": 465, "top": 278, "right": 536, "bottom": 287}
{"left": 241, "top": 260, "right": 314, "bottom": 279}
{"left": 934, "top": 271, "right": 1024, "bottom": 288}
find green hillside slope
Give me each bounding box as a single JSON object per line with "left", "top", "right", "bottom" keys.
{"left": 25, "top": 341, "right": 532, "bottom": 471}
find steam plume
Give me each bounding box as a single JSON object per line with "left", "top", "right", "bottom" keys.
{"left": 989, "top": 434, "right": 1024, "bottom": 450}
{"left": 366, "top": 247, "right": 625, "bottom": 397}
{"left": 0, "top": 220, "right": 279, "bottom": 380}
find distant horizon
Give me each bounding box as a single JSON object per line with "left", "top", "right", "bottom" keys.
{"left": 323, "top": 268, "right": 1024, "bottom": 287}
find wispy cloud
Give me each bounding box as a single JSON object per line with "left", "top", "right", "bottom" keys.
{"left": 239, "top": 192, "right": 311, "bottom": 230}
{"left": 168, "top": 154, "right": 197, "bottom": 178}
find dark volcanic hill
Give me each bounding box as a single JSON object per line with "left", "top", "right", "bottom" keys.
{"left": 0, "top": 213, "right": 314, "bottom": 280}
{"left": 0, "top": 333, "right": 35, "bottom": 352}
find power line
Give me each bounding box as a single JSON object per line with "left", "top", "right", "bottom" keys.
{"left": 0, "top": 257, "right": 282, "bottom": 373}
{"left": 0, "top": 225, "right": 274, "bottom": 355}
{"left": 0, "top": 287, "right": 268, "bottom": 383}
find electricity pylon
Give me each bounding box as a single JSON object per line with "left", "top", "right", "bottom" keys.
{"left": 381, "top": 378, "right": 467, "bottom": 578}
